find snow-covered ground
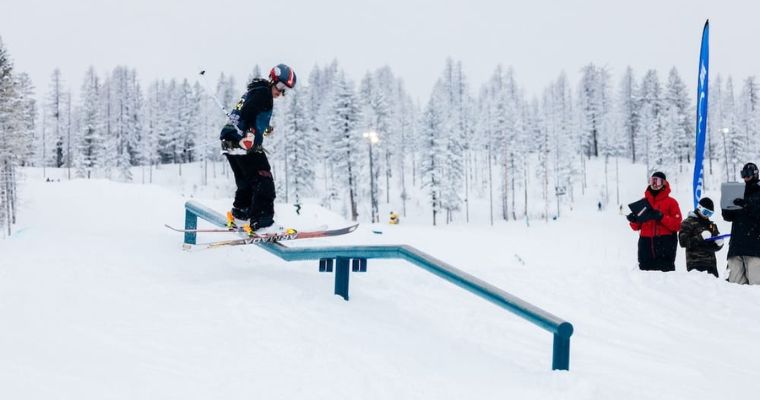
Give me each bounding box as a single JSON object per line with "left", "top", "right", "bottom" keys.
{"left": 1, "top": 161, "right": 759, "bottom": 400}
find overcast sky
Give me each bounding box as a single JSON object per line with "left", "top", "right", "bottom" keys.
{"left": 1, "top": 0, "right": 757, "bottom": 102}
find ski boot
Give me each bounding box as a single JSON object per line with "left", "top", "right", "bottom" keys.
{"left": 226, "top": 207, "right": 250, "bottom": 230}
{"left": 243, "top": 216, "right": 289, "bottom": 237}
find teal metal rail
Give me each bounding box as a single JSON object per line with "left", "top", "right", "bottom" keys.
{"left": 182, "top": 200, "right": 574, "bottom": 370}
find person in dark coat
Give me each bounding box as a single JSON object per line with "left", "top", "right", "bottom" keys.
{"left": 721, "top": 162, "right": 760, "bottom": 284}
{"left": 679, "top": 197, "right": 723, "bottom": 277}
{"left": 219, "top": 64, "right": 297, "bottom": 234}
{"left": 626, "top": 171, "right": 683, "bottom": 272}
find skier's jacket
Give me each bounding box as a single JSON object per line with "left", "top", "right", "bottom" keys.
{"left": 678, "top": 212, "right": 722, "bottom": 271}
{"left": 629, "top": 181, "right": 682, "bottom": 237}
{"left": 219, "top": 79, "right": 273, "bottom": 147}
{"left": 722, "top": 181, "right": 760, "bottom": 258}
{"left": 629, "top": 181, "right": 683, "bottom": 271}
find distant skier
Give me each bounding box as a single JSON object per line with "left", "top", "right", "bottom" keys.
{"left": 625, "top": 171, "right": 683, "bottom": 272}
{"left": 721, "top": 162, "right": 760, "bottom": 284}
{"left": 219, "top": 64, "right": 297, "bottom": 234}
{"left": 678, "top": 197, "right": 723, "bottom": 277}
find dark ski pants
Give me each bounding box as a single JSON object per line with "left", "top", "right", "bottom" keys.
{"left": 638, "top": 234, "right": 677, "bottom": 272}
{"left": 225, "top": 151, "right": 275, "bottom": 225}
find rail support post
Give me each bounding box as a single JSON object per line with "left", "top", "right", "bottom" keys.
{"left": 334, "top": 257, "right": 350, "bottom": 301}
{"left": 551, "top": 322, "right": 573, "bottom": 370}
{"left": 184, "top": 209, "right": 198, "bottom": 245}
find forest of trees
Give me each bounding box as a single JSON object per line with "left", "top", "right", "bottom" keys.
{"left": 2, "top": 35, "right": 760, "bottom": 233}
{"left": 0, "top": 38, "right": 36, "bottom": 236}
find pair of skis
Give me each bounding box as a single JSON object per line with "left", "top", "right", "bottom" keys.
{"left": 165, "top": 223, "right": 359, "bottom": 249}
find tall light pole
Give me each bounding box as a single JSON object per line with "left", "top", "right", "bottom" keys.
{"left": 363, "top": 131, "right": 379, "bottom": 223}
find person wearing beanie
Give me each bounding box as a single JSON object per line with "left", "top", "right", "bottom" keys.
{"left": 678, "top": 197, "right": 723, "bottom": 277}
{"left": 721, "top": 162, "right": 760, "bottom": 284}
{"left": 626, "top": 171, "right": 683, "bottom": 272}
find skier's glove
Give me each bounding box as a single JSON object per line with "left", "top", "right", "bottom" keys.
{"left": 626, "top": 213, "right": 637, "bottom": 223}
{"left": 733, "top": 198, "right": 747, "bottom": 207}
{"left": 239, "top": 133, "right": 254, "bottom": 150}
{"left": 651, "top": 210, "right": 663, "bottom": 221}
{"left": 708, "top": 223, "right": 719, "bottom": 235}
{"left": 701, "top": 231, "right": 712, "bottom": 240}
{"left": 219, "top": 124, "right": 239, "bottom": 141}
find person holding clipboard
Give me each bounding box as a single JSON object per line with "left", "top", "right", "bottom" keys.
{"left": 625, "top": 172, "right": 683, "bottom": 272}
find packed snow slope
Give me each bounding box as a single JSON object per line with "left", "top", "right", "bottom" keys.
{"left": 1, "top": 163, "right": 759, "bottom": 400}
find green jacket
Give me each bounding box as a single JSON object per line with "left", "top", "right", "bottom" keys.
{"left": 678, "top": 212, "right": 722, "bottom": 269}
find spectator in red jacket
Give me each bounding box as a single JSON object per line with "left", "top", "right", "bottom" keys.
{"left": 626, "top": 171, "right": 683, "bottom": 272}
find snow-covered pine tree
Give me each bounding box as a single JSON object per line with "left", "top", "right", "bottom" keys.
{"left": 193, "top": 80, "right": 219, "bottom": 184}
{"left": 357, "top": 72, "right": 382, "bottom": 222}
{"left": 548, "top": 72, "right": 578, "bottom": 215}
{"left": 0, "top": 38, "right": 34, "bottom": 236}
{"left": 176, "top": 78, "right": 199, "bottom": 166}
{"left": 156, "top": 80, "right": 180, "bottom": 165}
{"left": 737, "top": 77, "right": 759, "bottom": 164}
{"left": 436, "top": 59, "right": 468, "bottom": 223}
{"left": 486, "top": 65, "right": 516, "bottom": 221}
{"left": 637, "top": 70, "right": 666, "bottom": 173}
{"left": 708, "top": 75, "right": 724, "bottom": 178}
{"left": 721, "top": 77, "right": 742, "bottom": 179}
{"left": 617, "top": 67, "right": 639, "bottom": 162}
{"left": 305, "top": 63, "right": 340, "bottom": 199}
{"left": 46, "top": 69, "right": 70, "bottom": 169}
{"left": 395, "top": 79, "right": 416, "bottom": 218}
{"left": 533, "top": 95, "right": 552, "bottom": 221}
{"left": 125, "top": 69, "right": 145, "bottom": 168}
{"left": 419, "top": 82, "right": 447, "bottom": 225}
{"left": 13, "top": 73, "right": 36, "bottom": 167}
{"left": 325, "top": 72, "right": 362, "bottom": 221}
{"left": 141, "top": 80, "right": 166, "bottom": 182}
{"left": 664, "top": 67, "right": 692, "bottom": 169}
{"left": 109, "top": 66, "right": 136, "bottom": 180}
{"left": 76, "top": 67, "right": 104, "bottom": 178}
{"left": 0, "top": 37, "right": 17, "bottom": 235}
{"left": 373, "top": 66, "right": 400, "bottom": 207}
{"left": 282, "top": 87, "right": 315, "bottom": 206}
{"left": 578, "top": 63, "right": 610, "bottom": 158}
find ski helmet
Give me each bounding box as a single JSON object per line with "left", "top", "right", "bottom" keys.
{"left": 269, "top": 64, "right": 297, "bottom": 90}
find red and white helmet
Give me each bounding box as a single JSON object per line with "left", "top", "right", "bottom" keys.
{"left": 269, "top": 64, "right": 297, "bottom": 90}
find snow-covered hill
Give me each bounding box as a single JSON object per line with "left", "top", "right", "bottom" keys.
{"left": 1, "top": 163, "right": 759, "bottom": 400}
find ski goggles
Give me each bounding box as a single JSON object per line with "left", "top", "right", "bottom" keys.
{"left": 649, "top": 176, "right": 664, "bottom": 187}
{"left": 697, "top": 204, "right": 714, "bottom": 218}
{"left": 274, "top": 81, "right": 291, "bottom": 94}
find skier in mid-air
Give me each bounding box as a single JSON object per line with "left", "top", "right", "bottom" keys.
{"left": 219, "top": 64, "right": 297, "bottom": 235}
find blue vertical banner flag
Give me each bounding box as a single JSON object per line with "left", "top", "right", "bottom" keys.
{"left": 693, "top": 20, "right": 710, "bottom": 210}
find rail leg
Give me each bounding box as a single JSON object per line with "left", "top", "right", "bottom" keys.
{"left": 334, "top": 257, "right": 350, "bottom": 301}
{"left": 552, "top": 333, "right": 570, "bottom": 371}
{"left": 184, "top": 209, "right": 198, "bottom": 245}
